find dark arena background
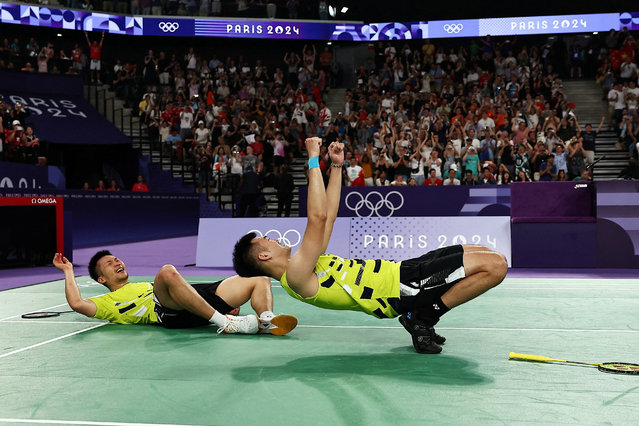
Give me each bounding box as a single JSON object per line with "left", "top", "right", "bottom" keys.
{"left": 1, "top": 1, "right": 638, "bottom": 424}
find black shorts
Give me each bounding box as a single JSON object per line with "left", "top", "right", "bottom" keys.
{"left": 154, "top": 281, "right": 234, "bottom": 329}
{"left": 273, "top": 155, "right": 285, "bottom": 166}
{"left": 390, "top": 245, "right": 465, "bottom": 315}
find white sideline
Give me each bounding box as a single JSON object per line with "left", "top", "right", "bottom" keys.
{"left": 0, "top": 419, "right": 196, "bottom": 426}
{"left": 1, "top": 321, "right": 638, "bottom": 334}
{"left": 0, "top": 303, "right": 69, "bottom": 322}
{"left": 297, "top": 325, "right": 639, "bottom": 333}
{"left": 0, "top": 323, "right": 108, "bottom": 360}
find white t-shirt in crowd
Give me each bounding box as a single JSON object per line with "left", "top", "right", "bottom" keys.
{"left": 443, "top": 177, "right": 460, "bottom": 185}
{"left": 609, "top": 89, "right": 626, "bottom": 109}
{"left": 478, "top": 117, "right": 495, "bottom": 132}
{"left": 194, "top": 127, "right": 210, "bottom": 144}
{"left": 180, "top": 110, "right": 194, "bottom": 129}
{"left": 346, "top": 165, "right": 362, "bottom": 184}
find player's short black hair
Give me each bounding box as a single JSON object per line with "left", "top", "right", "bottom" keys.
{"left": 232, "top": 232, "right": 266, "bottom": 277}
{"left": 89, "top": 250, "right": 112, "bottom": 283}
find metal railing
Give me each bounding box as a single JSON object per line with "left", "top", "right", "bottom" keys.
{"left": 211, "top": 170, "right": 238, "bottom": 216}
{"left": 86, "top": 83, "right": 198, "bottom": 189}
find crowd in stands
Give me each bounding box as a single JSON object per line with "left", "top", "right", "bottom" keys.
{"left": 133, "top": 42, "right": 333, "bottom": 212}
{"left": 77, "top": 175, "right": 149, "bottom": 191}
{"left": 2, "top": 24, "right": 639, "bottom": 202}
{"left": 597, "top": 29, "right": 639, "bottom": 164}
{"left": 0, "top": 36, "right": 88, "bottom": 76}
{"left": 0, "top": 102, "right": 43, "bottom": 164}
{"left": 320, "top": 36, "right": 610, "bottom": 187}
{"left": 0, "top": 35, "right": 45, "bottom": 161}
{"left": 135, "top": 34, "right": 616, "bottom": 199}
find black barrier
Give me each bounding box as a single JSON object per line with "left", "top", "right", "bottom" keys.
{"left": 0, "top": 189, "right": 199, "bottom": 248}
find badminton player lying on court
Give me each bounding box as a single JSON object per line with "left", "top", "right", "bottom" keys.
{"left": 232, "top": 137, "right": 507, "bottom": 353}
{"left": 52, "top": 251, "right": 297, "bottom": 335}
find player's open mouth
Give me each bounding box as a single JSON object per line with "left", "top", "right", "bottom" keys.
{"left": 116, "top": 267, "right": 124, "bottom": 273}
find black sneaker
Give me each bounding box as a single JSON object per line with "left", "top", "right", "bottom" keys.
{"left": 430, "top": 328, "right": 446, "bottom": 345}
{"left": 398, "top": 313, "right": 446, "bottom": 345}
{"left": 399, "top": 314, "right": 442, "bottom": 354}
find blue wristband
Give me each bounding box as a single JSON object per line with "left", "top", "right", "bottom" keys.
{"left": 308, "top": 156, "right": 320, "bottom": 170}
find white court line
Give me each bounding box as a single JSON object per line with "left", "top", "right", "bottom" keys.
{"left": 0, "top": 323, "right": 108, "bottom": 360}
{"left": 297, "top": 325, "right": 639, "bottom": 333}
{"left": 442, "top": 327, "right": 639, "bottom": 333}
{"left": 0, "top": 303, "right": 69, "bottom": 322}
{"left": 1, "top": 320, "right": 636, "bottom": 340}
{"left": 1, "top": 320, "right": 101, "bottom": 325}
{"left": 3, "top": 321, "right": 636, "bottom": 334}
{"left": 0, "top": 419, "right": 197, "bottom": 426}
{"left": 3, "top": 322, "right": 637, "bottom": 334}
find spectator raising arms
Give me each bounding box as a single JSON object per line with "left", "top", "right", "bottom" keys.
{"left": 84, "top": 31, "right": 104, "bottom": 84}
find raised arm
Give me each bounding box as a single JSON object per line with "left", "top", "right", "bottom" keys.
{"left": 53, "top": 253, "right": 97, "bottom": 317}
{"left": 285, "top": 137, "right": 327, "bottom": 296}
{"left": 321, "top": 141, "right": 345, "bottom": 252}
{"left": 596, "top": 115, "right": 605, "bottom": 133}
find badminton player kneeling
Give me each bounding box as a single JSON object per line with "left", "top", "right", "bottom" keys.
{"left": 52, "top": 252, "right": 296, "bottom": 335}
{"left": 232, "top": 137, "right": 507, "bottom": 354}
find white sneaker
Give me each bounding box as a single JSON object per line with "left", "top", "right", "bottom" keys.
{"left": 217, "top": 315, "right": 259, "bottom": 334}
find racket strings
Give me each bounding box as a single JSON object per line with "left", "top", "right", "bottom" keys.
{"left": 598, "top": 363, "right": 639, "bottom": 374}
{"left": 21, "top": 310, "right": 74, "bottom": 319}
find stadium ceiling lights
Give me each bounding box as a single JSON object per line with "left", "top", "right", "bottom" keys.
{"left": 329, "top": 4, "right": 349, "bottom": 18}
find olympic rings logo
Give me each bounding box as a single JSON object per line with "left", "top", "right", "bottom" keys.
{"left": 249, "top": 229, "right": 302, "bottom": 247}
{"left": 443, "top": 24, "right": 464, "bottom": 34}
{"left": 344, "top": 191, "right": 405, "bottom": 217}
{"left": 158, "top": 22, "right": 180, "bottom": 33}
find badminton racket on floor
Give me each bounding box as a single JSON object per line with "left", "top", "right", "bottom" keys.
{"left": 21, "top": 310, "right": 75, "bottom": 319}
{"left": 509, "top": 352, "right": 639, "bottom": 375}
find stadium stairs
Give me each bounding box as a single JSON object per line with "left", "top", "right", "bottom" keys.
{"left": 83, "top": 83, "right": 213, "bottom": 194}
{"left": 84, "top": 84, "right": 348, "bottom": 217}
{"left": 562, "top": 79, "right": 629, "bottom": 180}
{"left": 262, "top": 88, "right": 348, "bottom": 216}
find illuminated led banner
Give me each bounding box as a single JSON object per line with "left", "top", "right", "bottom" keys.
{"left": 195, "top": 216, "right": 512, "bottom": 267}
{"left": 0, "top": 2, "right": 637, "bottom": 40}
{"left": 479, "top": 13, "right": 621, "bottom": 36}
{"left": 146, "top": 17, "right": 428, "bottom": 40}
{"left": 328, "top": 21, "right": 428, "bottom": 41}
{"left": 0, "top": 2, "right": 143, "bottom": 34}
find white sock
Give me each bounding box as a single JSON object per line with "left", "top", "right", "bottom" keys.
{"left": 209, "top": 310, "right": 228, "bottom": 327}
{"left": 259, "top": 310, "right": 275, "bottom": 322}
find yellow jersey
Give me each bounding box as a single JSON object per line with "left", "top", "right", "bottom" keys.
{"left": 280, "top": 254, "right": 401, "bottom": 318}
{"left": 89, "top": 282, "right": 158, "bottom": 325}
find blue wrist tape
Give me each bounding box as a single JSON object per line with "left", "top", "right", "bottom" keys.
{"left": 308, "top": 156, "right": 320, "bottom": 170}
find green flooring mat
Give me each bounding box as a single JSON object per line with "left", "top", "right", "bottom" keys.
{"left": 1, "top": 276, "right": 638, "bottom": 425}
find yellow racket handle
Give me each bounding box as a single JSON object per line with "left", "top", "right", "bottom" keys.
{"left": 509, "top": 352, "right": 567, "bottom": 363}
{"left": 509, "top": 352, "right": 599, "bottom": 366}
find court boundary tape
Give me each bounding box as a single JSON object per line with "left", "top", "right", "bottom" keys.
{"left": 0, "top": 419, "right": 197, "bottom": 426}
{"left": 0, "top": 323, "right": 108, "bottom": 360}
{"left": 1, "top": 320, "right": 104, "bottom": 324}
{"left": 1, "top": 320, "right": 637, "bottom": 334}
{"left": 298, "top": 325, "right": 639, "bottom": 333}
{"left": 0, "top": 303, "right": 69, "bottom": 322}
